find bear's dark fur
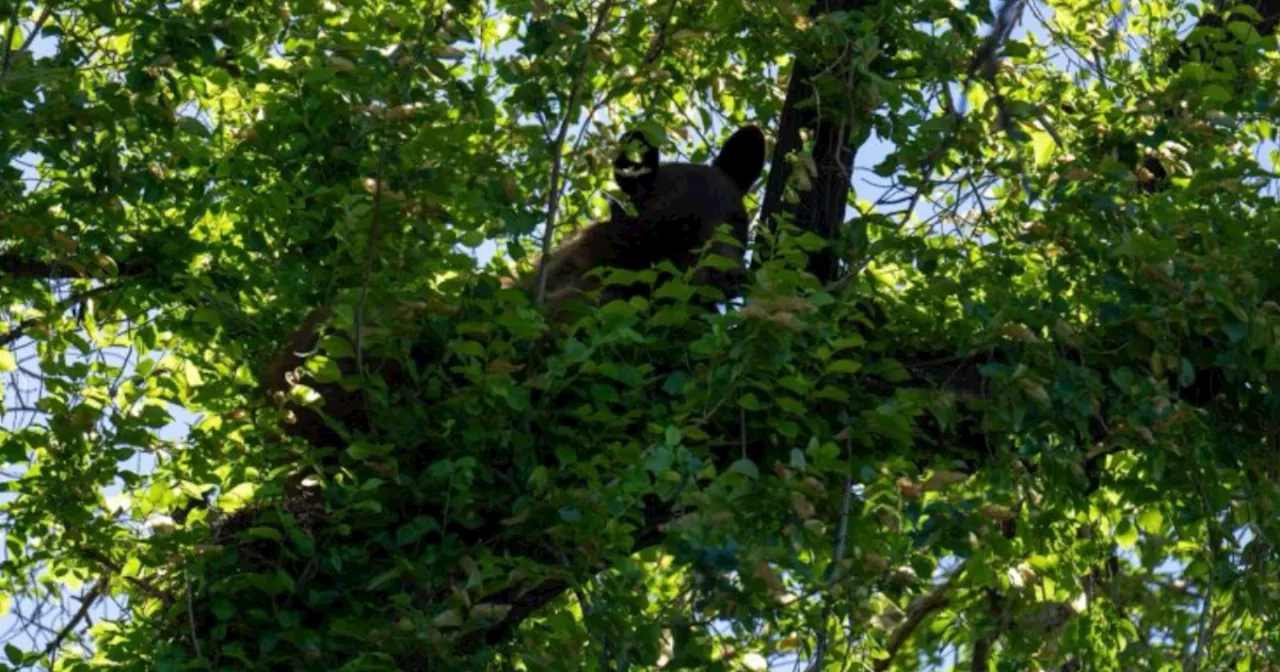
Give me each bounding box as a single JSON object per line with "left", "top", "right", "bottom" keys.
{"left": 523, "top": 125, "right": 766, "bottom": 310}
{"left": 265, "top": 125, "right": 768, "bottom": 452}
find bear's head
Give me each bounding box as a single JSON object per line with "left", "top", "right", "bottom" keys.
{"left": 526, "top": 125, "right": 767, "bottom": 309}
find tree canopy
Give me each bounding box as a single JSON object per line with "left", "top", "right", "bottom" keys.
{"left": 3, "top": 0, "right": 1280, "bottom": 670}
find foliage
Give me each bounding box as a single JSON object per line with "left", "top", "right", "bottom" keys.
{"left": 2, "top": 0, "right": 1280, "bottom": 670}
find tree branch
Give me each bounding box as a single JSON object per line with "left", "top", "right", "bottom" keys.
{"left": 43, "top": 580, "right": 105, "bottom": 660}
{"left": 807, "top": 438, "right": 856, "bottom": 672}
{"left": 643, "top": 0, "right": 680, "bottom": 64}
{"left": 533, "top": 0, "right": 617, "bottom": 305}
{"left": 874, "top": 575, "right": 956, "bottom": 671}
{"left": 758, "top": 0, "right": 875, "bottom": 283}
{"left": 0, "top": 282, "right": 123, "bottom": 349}
{"left": 0, "top": 6, "right": 52, "bottom": 85}
{"left": 438, "top": 504, "right": 672, "bottom": 661}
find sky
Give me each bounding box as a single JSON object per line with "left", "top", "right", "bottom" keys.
{"left": 1, "top": 1, "right": 1271, "bottom": 668}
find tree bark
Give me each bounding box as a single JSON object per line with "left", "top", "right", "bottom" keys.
{"left": 758, "top": 0, "right": 873, "bottom": 283}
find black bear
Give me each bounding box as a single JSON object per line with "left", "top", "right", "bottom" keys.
{"left": 265, "top": 125, "right": 768, "bottom": 451}
{"left": 517, "top": 125, "right": 767, "bottom": 311}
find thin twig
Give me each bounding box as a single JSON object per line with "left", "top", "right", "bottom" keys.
{"left": 1, "top": 282, "right": 123, "bottom": 349}
{"left": 19, "top": 7, "right": 51, "bottom": 55}
{"left": 844, "top": 0, "right": 1023, "bottom": 284}
{"left": 805, "top": 435, "right": 855, "bottom": 672}
{"left": 186, "top": 571, "right": 204, "bottom": 660}
{"left": 44, "top": 580, "right": 105, "bottom": 660}
{"left": 352, "top": 10, "right": 440, "bottom": 380}
{"left": 354, "top": 152, "right": 386, "bottom": 380}
{"left": 832, "top": 449, "right": 853, "bottom": 564}
{"left": 573, "top": 586, "right": 611, "bottom": 670}
{"left": 534, "top": 0, "right": 616, "bottom": 306}
{"left": 0, "top": 6, "right": 52, "bottom": 85}
{"left": 0, "top": 10, "right": 17, "bottom": 82}
{"left": 1186, "top": 510, "right": 1218, "bottom": 671}
{"left": 644, "top": 0, "right": 680, "bottom": 64}
{"left": 79, "top": 548, "right": 166, "bottom": 600}
{"left": 966, "top": 0, "right": 1025, "bottom": 82}
{"left": 1182, "top": 591, "right": 1213, "bottom": 670}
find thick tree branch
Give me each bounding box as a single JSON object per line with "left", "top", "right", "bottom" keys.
{"left": 450, "top": 504, "right": 672, "bottom": 658}
{"left": 873, "top": 574, "right": 956, "bottom": 672}
{"left": 758, "top": 0, "right": 874, "bottom": 283}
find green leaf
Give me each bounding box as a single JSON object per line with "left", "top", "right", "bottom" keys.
{"left": 598, "top": 362, "right": 643, "bottom": 387}
{"left": 320, "top": 335, "right": 355, "bottom": 358}
{"left": 831, "top": 334, "right": 866, "bottom": 350}
{"left": 1031, "top": 129, "right": 1056, "bottom": 167}
{"left": 347, "top": 442, "right": 390, "bottom": 461}
{"left": 0, "top": 350, "right": 14, "bottom": 373}
{"left": 1115, "top": 519, "right": 1138, "bottom": 549}
{"left": 814, "top": 385, "right": 850, "bottom": 402}
{"left": 967, "top": 82, "right": 990, "bottom": 112}
{"left": 178, "top": 116, "right": 210, "bottom": 137}
{"left": 776, "top": 397, "right": 806, "bottom": 415}
{"left": 874, "top": 359, "right": 911, "bottom": 383}
{"left": 649, "top": 305, "right": 691, "bottom": 327}
{"left": 646, "top": 445, "right": 674, "bottom": 474}
{"left": 1179, "top": 358, "right": 1196, "bottom": 387}
{"left": 662, "top": 372, "right": 689, "bottom": 395}
{"left": 217, "top": 483, "right": 257, "bottom": 512}
{"left": 288, "top": 384, "right": 323, "bottom": 408}
{"left": 793, "top": 231, "right": 828, "bottom": 252}
{"left": 826, "top": 359, "right": 862, "bottom": 375}
{"left": 632, "top": 120, "right": 668, "bottom": 148}
{"left": 450, "top": 340, "right": 486, "bottom": 358}
{"left": 777, "top": 375, "right": 809, "bottom": 396}
{"left": 366, "top": 567, "right": 402, "bottom": 591}
{"left": 1202, "top": 84, "right": 1231, "bottom": 104}
{"left": 396, "top": 516, "right": 439, "bottom": 546}
{"left": 1138, "top": 509, "right": 1164, "bottom": 536}
{"left": 182, "top": 359, "right": 204, "bottom": 387}
{"left": 698, "top": 253, "right": 741, "bottom": 271}
{"left": 728, "top": 459, "right": 759, "bottom": 479}
{"left": 212, "top": 599, "right": 236, "bottom": 621}
{"left": 770, "top": 419, "right": 800, "bottom": 438}
{"left": 244, "top": 526, "right": 284, "bottom": 542}
{"left": 309, "top": 356, "right": 343, "bottom": 383}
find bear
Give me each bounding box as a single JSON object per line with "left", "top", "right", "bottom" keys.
{"left": 264, "top": 124, "right": 768, "bottom": 452}
{"left": 515, "top": 125, "right": 767, "bottom": 312}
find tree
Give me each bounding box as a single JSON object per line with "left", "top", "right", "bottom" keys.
{"left": 2, "top": 0, "right": 1280, "bottom": 669}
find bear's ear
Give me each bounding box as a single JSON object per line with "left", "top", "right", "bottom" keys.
{"left": 712, "top": 126, "right": 766, "bottom": 193}
{"left": 613, "top": 130, "right": 660, "bottom": 198}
